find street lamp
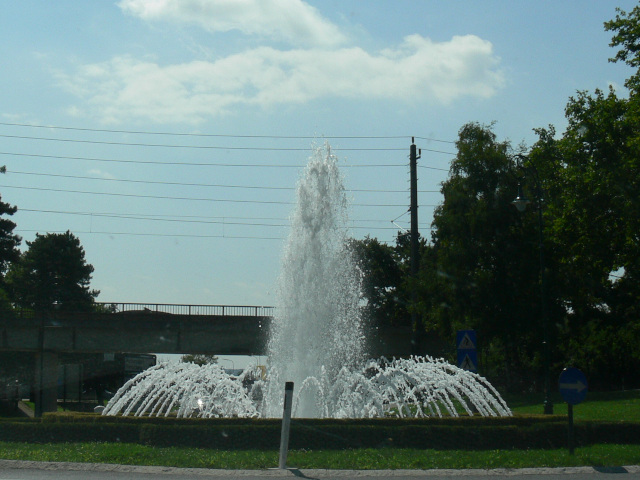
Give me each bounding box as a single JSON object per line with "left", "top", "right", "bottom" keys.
{"left": 512, "top": 155, "right": 553, "bottom": 415}
{"left": 220, "top": 358, "right": 235, "bottom": 371}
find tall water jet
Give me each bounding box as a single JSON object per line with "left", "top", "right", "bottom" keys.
{"left": 263, "top": 143, "right": 365, "bottom": 418}
{"left": 103, "top": 143, "right": 512, "bottom": 420}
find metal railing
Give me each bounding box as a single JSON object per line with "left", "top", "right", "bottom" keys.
{"left": 95, "top": 303, "right": 274, "bottom": 317}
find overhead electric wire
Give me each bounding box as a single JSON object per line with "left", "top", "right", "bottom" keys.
{"left": 17, "top": 208, "right": 404, "bottom": 231}
{"left": 414, "top": 135, "right": 456, "bottom": 144}
{"left": 14, "top": 228, "right": 285, "bottom": 241}
{"left": 19, "top": 207, "right": 405, "bottom": 225}
{"left": 7, "top": 170, "right": 441, "bottom": 193}
{"left": 0, "top": 122, "right": 458, "bottom": 156}
{"left": 12, "top": 170, "right": 294, "bottom": 191}
{"left": 1, "top": 122, "right": 450, "bottom": 242}
{"left": 0, "top": 151, "right": 406, "bottom": 168}
{"left": 0, "top": 134, "right": 409, "bottom": 151}
{"left": 1, "top": 121, "right": 456, "bottom": 144}
{"left": 1, "top": 184, "right": 439, "bottom": 208}
{"left": 1, "top": 184, "right": 290, "bottom": 205}
{"left": 418, "top": 164, "right": 450, "bottom": 172}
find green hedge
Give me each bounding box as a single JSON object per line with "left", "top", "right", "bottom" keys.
{"left": 0, "top": 422, "right": 139, "bottom": 444}
{"left": 1, "top": 414, "right": 638, "bottom": 450}
{"left": 40, "top": 412, "right": 565, "bottom": 427}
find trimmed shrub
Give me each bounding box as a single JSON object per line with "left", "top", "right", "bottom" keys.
{"left": 3, "top": 413, "right": 639, "bottom": 450}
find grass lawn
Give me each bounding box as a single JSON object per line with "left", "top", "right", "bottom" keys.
{"left": 0, "top": 390, "right": 637, "bottom": 470}
{"left": 506, "top": 390, "right": 640, "bottom": 421}
{"left": 0, "top": 442, "right": 638, "bottom": 470}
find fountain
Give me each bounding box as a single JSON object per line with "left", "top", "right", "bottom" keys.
{"left": 103, "top": 143, "right": 511, "bottom": 419}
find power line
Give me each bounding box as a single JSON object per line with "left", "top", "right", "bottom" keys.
{"left": 0, "top": 134, "right": 408, "bottom": 151}
{"left": 7, "top": 170, "right": 441, "bottom": 193}
{"left": 414, "top": 135, "right": 456, "bottom": 145}
{"left": 418, "top": 164, "right": 449, "bottom": 172}
{"left": 12, "top": 170, "right": 293, "bottom": 191}
{"left": 17, "top": 208, "right": 404, "bottom": 231}
{"left": 0, "top": 121, "right": 411, "bottom": 140}
{"left": 2, "top": 184, "right": 290, "bottom": 205}
{"left": 22, "top": 209, "right": 289, "bottom": 227}
{"left": 21, "top": 208, "right": 281, "bottom": 222}
{"left": 1, "top": 184, "right": 439, "bottom": 208}
{"left": 19, "top": 207, "right": 400, "bottom": 225}
{"left": 0, "top": 151, "right": 406, "bottom": 168}
{"left": 15, "top": 222, "right": 433, "bottom": 240}
{"left": 1, "top": 121, "right": 458, "bottom": 146}
{"left": 15, "top": 228, "right": 284, "bottom": 241}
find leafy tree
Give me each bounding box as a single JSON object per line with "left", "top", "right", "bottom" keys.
{"left": 351, "top": 5, "right": 640, "bottom": 391}
{"left": 506, "top": 5, "right": 640, "bottom": 389}
{"left": 8, "top": 231, "right": 99, "bottom": 313}
{"left": 0, "top": 197, "right": 21, "bottom": 316}
{"left": 532, "top": 87, "right": 640, "bottom": 389}
{"left": 180, "top": 354, "right": 218, "bottom": 366}
{"left": 427, "top": 123, "right": 556, "bottom": 390}
{"left": 0, "top": 171, "right": 21, "bottom": 285}
{"left": 605, "top": 4, "right": 640, "bottom": 93}
{"left": 349, "top": 235, "right": 408, "bottom": 327}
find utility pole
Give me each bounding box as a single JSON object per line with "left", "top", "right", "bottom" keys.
{"left": 410, "top": 138, "right": 421, "bottom": 355}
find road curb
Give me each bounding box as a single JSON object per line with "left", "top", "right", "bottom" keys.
{"left": 0, "top": 460, "right": 639, "bottom": 477}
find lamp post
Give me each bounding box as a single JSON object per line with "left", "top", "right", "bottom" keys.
{"left": 512, "top": 156, "right": 553, "bottom": 415}
{"left": 220, "top": 358, "right": 235, "bottom": 371}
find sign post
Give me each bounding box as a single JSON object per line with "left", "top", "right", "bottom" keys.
{"left": 558, "top": 367, "right": 588, "bottom": 454}
{"left": 456, "top": 330, "right": 478, "bottom": 373}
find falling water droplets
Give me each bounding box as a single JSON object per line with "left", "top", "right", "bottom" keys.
{"left": 103, "top": 143, "right": 511, "bottom": 419}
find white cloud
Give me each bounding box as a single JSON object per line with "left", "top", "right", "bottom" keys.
{"left": 118, "top": 0, "right": 347, "bottom": 47}
{"left": 58, "top": 34, "right": 504, "bottom": 124}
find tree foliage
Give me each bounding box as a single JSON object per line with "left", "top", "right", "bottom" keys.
{"left": 350, "top": 235, "right": 408, "bottom": 327}
{"left": 605, "top": 4, "right": 640, "bottom": 92}
{"left": 0, "top": 167, "right": 21, "bottom": 290}
{"left": 425, "top": 123, "right": 561, "bottom": 390}
{"left": 180, "top": 354, "right": 219, "bottom": 366}
{"left": 0, "top": 184, "right": 21, "bottom": 316}
{"left": 531, "top": 85, "right": 640, "bottom": 388}
{"left": 357, "top": 69, "right": 639, "bottom": 390}
{"left": 8, "top": 231, "right": 99, "bottom": 313}
{"left": 0, "top": 194, "right": 21, "bottom": 283}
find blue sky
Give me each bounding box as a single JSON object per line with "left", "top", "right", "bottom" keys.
{"left": 0, "top": 0, "right": 636, "bottom": 307}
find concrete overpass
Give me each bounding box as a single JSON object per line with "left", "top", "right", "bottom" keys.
{"left": 2, "top": 303, "right": 274, "bottom": 356}
{"left": 1, "top": 303, "right": 424, "bottom": 415}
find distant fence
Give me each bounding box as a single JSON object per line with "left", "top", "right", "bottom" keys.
{"left": 95, "top": 303, "right": 274, "bottom": 317}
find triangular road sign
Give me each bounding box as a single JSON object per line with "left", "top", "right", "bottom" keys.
{"left": 458, "top": 333, "right": 476, "bottom": 350}
{"left": 460, "top": 354, "right": 477, "bottom": 371}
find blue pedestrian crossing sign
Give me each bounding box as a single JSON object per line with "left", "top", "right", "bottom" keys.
{"left": 456, "top": 330, "right": 477, "bottom": 373}
{"left": 559, "top": 367, "right": 588, "bottom": 405}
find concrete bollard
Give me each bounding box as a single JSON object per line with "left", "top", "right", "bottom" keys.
{"left": 278, "top": 382, "right": 294, "bottom": 469}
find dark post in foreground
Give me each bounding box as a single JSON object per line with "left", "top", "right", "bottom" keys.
{"left": 278, "top": 381, "right": 294, "bottom": 469}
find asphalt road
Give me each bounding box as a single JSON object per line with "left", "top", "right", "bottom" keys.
{"left": 0, "top": 461, "right": 639, "bottom": 480}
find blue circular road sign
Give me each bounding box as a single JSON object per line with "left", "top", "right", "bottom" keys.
{"left": 558, "top": 367, "right": 588, "bottom": 405}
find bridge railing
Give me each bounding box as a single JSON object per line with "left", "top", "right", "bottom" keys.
{"left": 95, "top": 303, "right": 274, "bottom": 317}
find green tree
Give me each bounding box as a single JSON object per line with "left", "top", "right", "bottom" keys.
{"left": 349, "top": 235, "right": 408, "bottom": 327}
{"left": 605, "top": 4, "right": 640, "bottom": 93}
{"left": 180, "top": 354, "right": 218, "bottom": 366}
{"left": 0, "top": 198, "right": 21, "bottom": 282}
{"left": 0, "top": 169, "right": 22, "bottom": 286}
{"left": 0, "top": 188, "right": 21, "bottom": 316}
{"left": 533, "top": 86, "right": 640, "bottom": 388}
{"left": 427, "top": 123, "right": 553, "bottom": 390}
{"left": 508, "top": 3, "right": 640, "bottom": 389}
{"left": 8, "top": 231, "right": 99, "bottom": 313}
